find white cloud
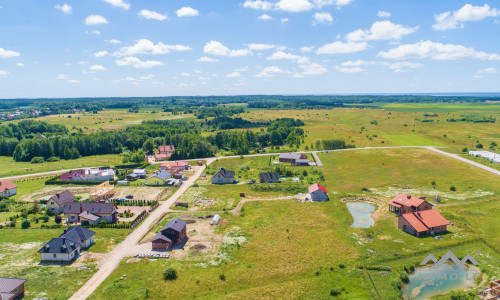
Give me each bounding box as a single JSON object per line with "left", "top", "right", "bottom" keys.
{"left": 258, "top": 14, "right": 274, "bottom": 20}
{"left": 227, "top": 72, "right": 242, "bottom": 78}
{"left": 276, "top": 0, "right": 313, "bottom": 12}
{"left": 473, "top": 75, "right": 483, "bottom": 79}
{"left": 300, "top": 46, "right": 315, "bottom": 52}
{"left": 89, "top": 65, "right": 106, "bottom": 71}
{"left": 377, "top": 10, "right": 390, "bottom": 18}
{"left": 176, "top": 7, "right": 199, "bottom": 17}
{"left": 382, "top": 61, "right": 422, "bottom": 72}
{"left": 433, "top": 4, "right": 499, "bottom": 31}
{"left": 243, "top": 0, "right": 273, "bottom": 10}
{"left": 85, "top": 15, "right": 108, "bottom": 25}
{"left": 345, "top": 21, "right": 418, "bottom": 41}
{"left": 197, "top": 56, "right": 218, "bottom": 62}
{"left": 281, "top": 18, "right": 289, "bottom": 23}
{"left": 477, "top": 67, "right": 497, "bottom": 74}
{"left": 317, "top": 41, "right": 368, "bottom": 54}
{"left": 341, "top": 60, "right": 375, "bottom": 67}
{"left": 106, "top": 39, "right": 122, "bottom": 44}
{"left": 335, "top": 66, "right": 364, "bottom": 73}
{"left": 67, "top": 79, "right": 81, "bottom": 83}
{"left": 0, "top": 70, "right": 10, "bottom": 76}
{"left": 313, "top": 0, "right": 354, "bottom": 8}
{"left": 16, "top": 63, "right": 24, "bottom": 67}
{"left": 243, "top": 0, "right": 352, "bottom": 11}
{"left": 93, "top": 50, "right": 109, "bottom": 57}
{"left": 255, "top": 66, "right": 288, "bottom": 77}
{"left": 300, "top": 63, "right": 327, "bottom": 75}
{"left": 78, "top": 61, "right": 89, "bottom": 65}
{"left": 247, "top": 43, "right": 277, "bottom": 50}
{"left": 313, "top": 12, "right": 333, "bottom": 25}
{"left": 86, "top": 30, "right": 101, "bottom": 35}
{"left": 115, "top": 56, "right": 164, "bottom": 68}
{"left": 181, "top": 72, "right": 190, "bottom": 77}
{"left": 203, "top": 41, "right": 252, "bottom": 57}
{"left": 138, "top": 10, "right": 167, "bottom": 21}
{"left": 103, "top": 0, "right": 130, "bottom": 10}
{"left": 0, "top": 48, "right": 20, "bottom": 58}
{"left": 55, "top": 4, "right": 72, "bottom": 14}
{"left": 267, "top": 51, "right": 310, "bottom": 64}
{"left": 57, "top": 74, "right": 68, "bottom": 79}
{"left": 140, "top": 74, "right": 155, "bottom": 80}
{"left": 378, "top": 40, "right": 500, "bottom": 61}
{"left": 236, "top": 66, "right": 249, "bottom": 72}
{"left": 115, "top": 39, "right": 192, "bottom": 56}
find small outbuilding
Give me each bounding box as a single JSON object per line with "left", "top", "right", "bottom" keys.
{"left": 152, "top": 218, "right": 187, "bottom": 250}
{"left": 309, "top": 183, "right": 329, "bottom": 201}
{"left": 0, "top": 277, "right": 27, "bottom": 300}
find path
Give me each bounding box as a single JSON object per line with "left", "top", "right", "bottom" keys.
{"left": 312, "top": 151, "right": 323, "bottom": 167}
{"left": 426, "top": 147, "right": 500, "bottom": 176}
{"left": 68, "top": 160, "right": 214, "bottom": 300}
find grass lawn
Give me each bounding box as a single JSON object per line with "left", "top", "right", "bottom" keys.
{"left": 383, "top": 134, "right": 443, "bottom": 146}
{"left": 0, "top": 154, "right": 124, "bottom": 178}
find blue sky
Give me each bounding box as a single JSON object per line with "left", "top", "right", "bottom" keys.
{"left": 0, "top": 0, "right": 499, "bottom": 98}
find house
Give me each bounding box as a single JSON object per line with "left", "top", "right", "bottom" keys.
{"left": 126, "top": 173, "right": 140, "bottom": 181}
{"left": 0, "top": 277, "right": 27, "bottom": 300}
{"left": 259, "top": 172, "right": 280, "bottom": 183}
{"left": 152, "top": 218, "right": 187, "bottom": 250}
{"left": 211, "top": 168, "right": 235, "bottom": 184}
{"left": 278, "top": 153, "right": 309, "bottom": 166}
{"left": 132, "top": 169, "right": 147, "bottom": 178}
{"left": 146, "top": 170, "right": 172, "bottom": 186}
{"left": 0, "top": 180, "right": 17, "bottom": 198}
{"left": 158, "top": 145, "right": 175, "bottom": 154}
{"left": 388, "top": 194, "right": 434, "bottom": 215}
{"left": 59, "top": 168, "right": 115, "bottom": 182}
{"left": 154, "top": 153, "right": 171, "bottom": 161}
{"left": 309, "top": 183, "right": 329, "bottom": 201}
{"left": 398, "top": 210, "right": 450, "bottom": 237}
{"left": 64, "top": 202, "right": 118, "bottom": 224}
{"left": 38, "top": 226, "right": 95, "bottom": 262}
{"left": 46, "top": 190, "right": 75, "bottom": 214}
{"left": 160, "top": 161, "right": 190, "bottom": 171}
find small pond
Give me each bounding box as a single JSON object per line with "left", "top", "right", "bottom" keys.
{"left": 402, "top": 264, "right": 478, "bottom": 299}
{"left": 346, "top": 202, "right": 375, "bottom": 228}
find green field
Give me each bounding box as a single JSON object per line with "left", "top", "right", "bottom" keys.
{"left": 383, "top": 134, "right": 443, "bottom": 146}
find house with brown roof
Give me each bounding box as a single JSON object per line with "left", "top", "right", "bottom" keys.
{"left": 309, "top": 183, "right": 328, "bottom": 201}
{"left": 278, "top": 153, "right": 309, "bottom": 165}
{"left": 0, "top": 277, "right": 26, "bottom": 300}
{"left": 398, "top": 210, "right": 450, "bottom": 237}
{"left": 64, "top": 202, "right": 118, "bottom": 225}
{"left": 0, "top": 180, "right": 17, "bottom": 198}
{"left": 152, "top": 218, "right": 187, "bottom": 250}
{"left": 211, "top": 168, "right": 236, "bottom": 184}
{"left": 388, "top": 193, "right": 433, "bottom": 215}
{"left": 47, "top": 190, "right": 75, "bottom": 214}
{"left": 160, "top": 161, "right": 190, "bottom": 171}
{"left": 158, "top": 145, "right": 175, "bottom": 154}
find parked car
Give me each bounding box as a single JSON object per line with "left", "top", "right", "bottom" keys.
{"left": 125, "top": 195, "right": 134, "bottom": 199}
{"left": 247, "top": 180, "right": 254, "bottom": 184}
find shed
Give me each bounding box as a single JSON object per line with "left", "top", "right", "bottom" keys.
{"left": 175, "top": 201, "right": 188, "bottom": 208}
{"left": 210, "top": 214, "right": 221, "bottom": 226}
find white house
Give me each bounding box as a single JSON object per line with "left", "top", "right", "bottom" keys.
{"left": 309, "top": 183, "right": 329, "bottom": 201}
{"left": 0, "top": 180, "right": 17, "bottom": 198}
{"left": 38, "top": 226, "right": 95, "bottom": 262}
{"left": 211, "top": 168, "right": 236, "bottom": 184}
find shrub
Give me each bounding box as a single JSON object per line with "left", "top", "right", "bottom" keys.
{"left": 21, "top": 219, "right": 30, "bottom": 229}
{"left": 163, "top": 268, "right": 177, "bottom": 280}
{"left": 399, "top": 271, "right": 409, "bottom": 284}
{"left": 31, "top": 157, "right": 45, "bottom": 164}
{"left": 329, "top": 287, "right": 344, "bottom": 296}
{"left": 193, "top": 183, "right": 199, "bottom": 188}
{"left": 46, "top": 156, "right": 61, "bottom": 162}
{"left": 476, "top": 143, "right": 483, "bottom": 149}
{"left": 462, "top": 147, "right": 468, "bottom": 153}
{"left": 54, "top": 215, "right": 62, "bottom": 224}
{"left": 450, "top": 186, "right": 457, "bottom": 191}
{"left": 219, "top": 274, "right": 226, "bottom": 281}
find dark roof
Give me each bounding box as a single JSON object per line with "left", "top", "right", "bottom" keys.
{"left": 259, "top": 172, "right": 279, "bottom": 181}
{"left": 62, "top": 226, "right": 95, "bottom": 242}
{"left": 1, "top": 292, "right": 16, "bottom": 300}
{"left": 63, "top": 202, "right": 117, "bottom": 215}
{"left": 78, "top": 212, "right": 100, "bottom": 221}
{"left": 214, "top": 168, "right": 235, "bottom": 178}
{"left": 147, "top": 170, "right": 171, "bottom": 181}
{"left": 50, "top": 190, "right": 75, "bottom": 206}
{"left": 38, "top": 237, "right": 80, "bottom": 254}
{"left": 161, "top": 218, "right": 186, "bottom": 233}
{"left": 279, "top": 153, "right": 303, "bottom": 160}
{"left": 0, "top": 277, "right": 26, "bottom": 294}
{"left": 152, "top": 232, "right": 172, "bottom": 243}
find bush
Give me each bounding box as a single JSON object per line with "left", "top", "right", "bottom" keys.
{"left": 450, "top": 186, "right": 457, "bottom": 191}
{"left": 219, "top": 274, "right": 226, "bottom": 281}
{"left": 163, "top": 268, "right": 177, "bottom": 280}
{"left": 476, "top": 143, "right": 483, "bottom": 149}
{"left": 193, "top": 183, "right": 199, "bottom": 187}
{"left": 462, "top": 147, "right": 468, "bottom": 153}
{"left": 21, "top": 219, "right": 30, "bottom": 229}
{"left": 399, "top": 271, "right": 409, "bottom": 284}
{"left": 329, "top": 287, "right": 344, "bottom": 296}
{"left": 31, "top": 157, "right": 45, "bottom": 164}
{"left": 55, "top": 215, "right": 62, "bottom": 224}
{"left": 46, "top": 156, "right": 61, "bottom": 162}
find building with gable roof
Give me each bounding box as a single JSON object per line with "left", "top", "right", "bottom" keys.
{"left": 0, "top": 180, "right": 17, "bottom": 198}
{"left": 46, "top": 190, "right": 75, "bottom": 214}
{"left": 0, "top": 277, "right": 27, "bottom": 300}
{"left": 64, "top": 202, "right": 117, "bottom": 224}
{"left": 152, "top": 218, "right": 187, "bottom": 250}
{"left": 388, "top": 193, "right": 433, "bottom": 215}
{"left": 38, "top": 226, "right": 95, "bottom": 262}
{"left": 211, "top": 168, "right": 236, "bottom": 184}
{"left": 309, "top": 183, "right": 328, "bottom": 201}
{"left": 398, "top": 210, "right": 450, "bottom": 237}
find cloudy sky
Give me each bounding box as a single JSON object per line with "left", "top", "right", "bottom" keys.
{"left": 0, "top": 0, "right": 499, "bottom": 98}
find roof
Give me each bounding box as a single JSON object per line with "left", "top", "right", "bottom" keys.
{"left": 389, "top": 194, "right": 426, "bottom": 208}
{"left": 62, "top": 226, "right": 95, "bottom": 242}
{"left": 38, "top": 237, "right": 80, "bottom": 254}
{"left": 214, "top": 168, "right": 235, "bottom": 178}
{"left": 147, "top": 170, "right": 171, "bottom": 181}
{"left": 0, "top": 180, "right": 17, "bottom": 193}
{"left": 0, "top": 277, "right": 26, "bottom": 294}
{"left": 1, "top": 292, "right": 16, "bottom": 300}
{"left": 152, "top": 232, "right": 172, "bottom": 243}
{"left": 78, "top": 211, "right": 100, "bottom": 221}
{"left": 50, "top": 190, "right": 75, "bottom": 206}
{"left": 158, "top": 145, "right": 175, "bottom": 153}
{"left": 400, "top": 210, "right": 450, "bottom": 233}
{"left": 161, "top": 218, "right": 187, "bottom": 233}
{"left": 154, "top": 153, "right": 171, "bottom": 160}
{"left": 309, "top": 183, "right": 327, "bottom": 194}
{"left": 132, "top": 169, "right": 146, "bottom": 174}
{"left": 279, "top": 153, "right": 303, "bottom": 160}
{"left": 63, "top": 202, "right": 117, "bottom": 215}
{"left": 59, "top": 170, "right": 85, "bottom": 181}
{"left": 161, "top": 161, "right": 189, "bottom": 168}
{"left": 259, "top": 172, "right": 279, "bottom": 181}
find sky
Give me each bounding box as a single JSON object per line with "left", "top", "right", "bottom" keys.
{"left": 0, "top": 0, "right": 500, "bottom": 98}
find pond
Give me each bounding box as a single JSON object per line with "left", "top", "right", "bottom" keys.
{"left": 346, "top": 202, "right": 375, "bottom": 228}
{"left": 402, "top": 264, "right": 478, "bottom": 299}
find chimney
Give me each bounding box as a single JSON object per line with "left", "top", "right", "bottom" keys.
{"left": 419, "top": 196, "right": 426, "bottom": 200}
{"left": 80, "top": 205, "right": 83, "bottom": 213}
{"left": 407, "top": 195, "right": 411, "bottom": 199}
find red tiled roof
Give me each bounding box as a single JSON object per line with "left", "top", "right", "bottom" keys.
{"left": 158, "top": 145, "right": 175, "bottom": 153}
{"left": 161, "top": 161, "right": 188, "bottom": 168}
{"left": 401, "top": 210, "right": 450, "bottom": 233}
{"left": 155, "top": 153, "right": 171, "bottom": 159}
{"left": 309, "top": 183, "right": 327, "bottom": 194}
{"left": 0, "top": 180, "right": 17, "bottom": 193}
{"left": 389, "top": 193, "right": 425, "bottom": 208}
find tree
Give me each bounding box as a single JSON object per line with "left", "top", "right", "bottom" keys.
{"left": 143, "top": 138, "right": 154, "bottom": 154}
{"left": 13, "top": 144, "right": 24, "bottom": 161}
{"left": 163, "top": 268, "right": 177, "bottom": 280}
{"left": 21, "top": 219, "right": 30, "bottom": 229}
{"left": 302, "top": 170, "right": 308, "bottom": 177}
{"left": 54, "top": 215, "right": 62, "bottom": 224}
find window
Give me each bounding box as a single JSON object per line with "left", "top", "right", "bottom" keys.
{"left": 53, "top": 254, "right": 57, "bottom": 258}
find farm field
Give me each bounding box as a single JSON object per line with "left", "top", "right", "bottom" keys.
{"left": 89, "top": 147, "right": 500, "bottom": 299}
{"left": 0, "top": 154, "right": 123, "bottom": 178}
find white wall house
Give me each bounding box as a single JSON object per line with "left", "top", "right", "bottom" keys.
{"left": 211, "top": 168, "right": 236, "bottom": 184}
{"left": 0, "top": 180, "right": 17, "bottom": 198}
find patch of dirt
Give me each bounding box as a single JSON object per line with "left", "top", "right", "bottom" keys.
{"left": 114, "top": 186, "right": 172, "bottom": 201}
{"left": 79, "top": 252, "right": 106, "bottom": 263}
{"left": 170, "top": 218, "right": 222, "bottom": 260}
{"left": 22, "top": 186, "right": 92, "bottom": 202}
{"left": 126, "top": 258, "right": 140, "bottom": 263}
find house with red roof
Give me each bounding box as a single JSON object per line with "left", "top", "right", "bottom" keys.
{"left": 398, "top": 210, "right": 450, "bottom": 237}
{"left": 309, "top": 183, "right": 328, "bottom": 201}
{"left": 160, "top": 161, "right": 190, "bottom": 171}
{"left": 0, "top": 180, "right": 17, "bottom": 198}
{"left": 388, "top": 193, "right": 433, "bottom": 215}
{"left": 158, "top": 145, "right": 175, "bottom": 154}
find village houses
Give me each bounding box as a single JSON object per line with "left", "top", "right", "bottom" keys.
{"left": 278, "top": 153, "right": 309, "bottom": 166}
{"left": 59, "top": 168, "right": 115, "bottom": 182}
{"left": 64, "top": 202, "right": 118, "bottom": 225}
{"left": 259, "top": 172, "right": 280, "bottom": 183}
{"left": 155, "top": 145, "right": 175, "bottom": 161}
{"left": 0, "top": 180, "right": 17, "bottom": 198}
{"left": 308, "top": 183, "right": 329, "bottom": 201}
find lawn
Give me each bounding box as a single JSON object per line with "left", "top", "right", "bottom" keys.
{"left": 0, "top": 154, "right": 124, "bottom": 178}
{"left": 383, "top": 134, "right": 443, "bottom": 146}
